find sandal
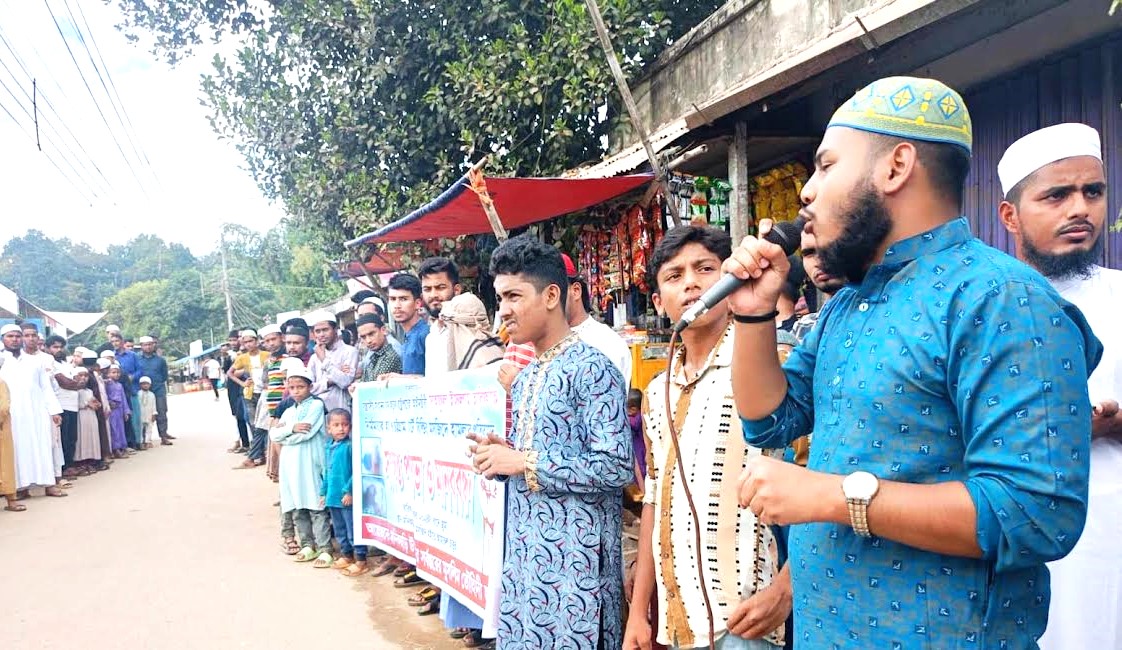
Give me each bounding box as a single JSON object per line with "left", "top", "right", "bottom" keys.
{"left": 343, "top": 563, "right": 370, "bottom": 577}
{"left": 417, "top": 600, "right": 439, "bottom": 616}
{"left": 408, "top": 586, "right": 440, "bottom": 606}
{"left": 4, "top": 503, "right": 27, "bottom": 512}
{"left": 450, "top": 628, "right": 470, "bottom": 640}
{"left": 371, "top": 561, "right": 397, "bottom": 577}
{"left": 44, "top": 487, "right": 68, "bottom": 498}
{"left": 392, "top": 563, "right": 413, "bottom": 578}
{"left": 281, "top": 537, "right": 300, "bottom": 555}
{"left": 293, "top": 546, "right": 317, "bottom": 562}
{"left": 57, "top": 480, "right": 74, "bottom": 489}
{"left": 462, "top": 630, "right": 487, "bottom": 648}
{"left": 312, "top": 552, "right": 334, "bottom": 569}
{"left": 332, "top": 557, "right": 354, "bottom": 570}
{"left": 228, "top": 442, "right": 243, "bottom": 453}
{"left": 392, "top": 571, "right": 426, "bottom": 588}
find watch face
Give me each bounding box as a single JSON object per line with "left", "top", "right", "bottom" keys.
{"left": 844, "top": 471, "right": 879, "bottom": 500}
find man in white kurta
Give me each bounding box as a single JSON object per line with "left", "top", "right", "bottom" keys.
{"left": 0, "top": 325, "right": 63, "bottom": 492}
{"left": 997, "top": 123, "right": 1122, "bottom": 648}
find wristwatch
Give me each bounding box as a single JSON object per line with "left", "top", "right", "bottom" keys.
{"left": 842, "top": 471, "right": 880, "bottom": 537}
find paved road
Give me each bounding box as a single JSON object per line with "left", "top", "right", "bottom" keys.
{"left": 0, "top": 390, "right": 449, "bottom": 649}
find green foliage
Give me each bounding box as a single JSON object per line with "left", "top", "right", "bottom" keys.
{"left": 113, "top": 0, "right": 724, "bottom": 247}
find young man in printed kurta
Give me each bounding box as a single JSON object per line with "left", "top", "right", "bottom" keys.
{"left": 470, "top": 235, "right": 633, "bottom": 649}
{"left": 627, "top": 226, "right": 788, "bottom": 650}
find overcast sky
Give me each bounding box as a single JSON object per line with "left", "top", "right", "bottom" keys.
{"left": 0, "top": 0, "right": 284, "bottom": 255}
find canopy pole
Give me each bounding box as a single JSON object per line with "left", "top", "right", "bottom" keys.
{"left": 468, "top": 157, "right": 509, "bottom": 242}
{"left": 583, "top": 0, "right": 681, "bottom": 227}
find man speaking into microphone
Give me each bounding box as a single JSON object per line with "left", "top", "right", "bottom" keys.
{"left": 726, "top": 77, "right": 1101, "bottom": 649}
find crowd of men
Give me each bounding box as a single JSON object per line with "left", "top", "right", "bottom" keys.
{"left": 77, "top": 73, "right": 1115, "bottom": 650}
{"left": 0, "top": 324, "right": 171, "bottom": 511}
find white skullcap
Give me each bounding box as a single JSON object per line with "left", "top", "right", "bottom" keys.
{"left": 361, "top": 295, "right": 386, "bottom": 310}
{"left": 109, "top": 363, "right": 121, "bottom": 370}
{"left": 139, "top": 376, "right": 152, "bottom": 384}
{"left": 100, "top": 350, "right": 115, "bottom": 359}
{"left": 80, "top": 349, "right": 97, "bottom": 360}
{"left": 96, "top": 358, "right": 112, "bottom": 369}
{"left": 259, "top": 324, "right": 282, "bottom": 337}
{"left": 287, "top": 365, "right": 314, "bottom": 383}
{"left": 239, "top": 329, "right": 258, "bottom": 339}
{"left": 305, "top": 310, "right": 337, "bottom": 326}
{"left": 0, "top": 324, "right": 20, "bottom": 336}
{"left": 998, "top": 123, "right": 1103, "bottom": 197}
{"left": 105, "top": 324, "right": 121, "bottom": 333}
{"left": 74, "top": 346, "right": 90, "bottom": 356}
{"left": 138, "top": 336, "right": 156, "bottom": 344}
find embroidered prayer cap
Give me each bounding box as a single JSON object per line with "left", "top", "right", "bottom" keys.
{"left": 139, "top": 376, "right": 152, "bottom": 384}
{"left": 1, "top": 324, "right": 20, "bottom": 335}
{"left": 138, "top": 335, "right": 156, "bottom": 344}
{"left": 259, "top": 324, "right": 282, "bottom": 337}
{"left": 238, "top": 329, "right": 258, "bottom": 340}
{"left": 305, "top": 310, "right": 337, "bottom": 326}
{"left": 997, "top": 123, "right": 1102, "bottom": 197}
{"left": 287, "top": 365, "right": 314, "bottom": 383}
{"left": 827, "top": 76, "right": 972, "bottom": 154}
{"left": 100, "top": 350, "right": 116, "bottom": 359}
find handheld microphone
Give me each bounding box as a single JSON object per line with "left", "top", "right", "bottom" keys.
{"left": 674, "top": 216, "right": 806, "bottom": 333}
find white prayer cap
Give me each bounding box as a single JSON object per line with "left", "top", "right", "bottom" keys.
{"left": 73, "top": 366, "right": 89, "bottom": 375}
{"left": 105, "top": 324, "right": 121, "bottom": 334}
{"left": 96, "top": 358, "right": 111, "bottom": 369}
{"left": 80, "top": 348, "right": 97, "bottom": 360}
{"left": 287, "top": 365, "right": 314, "bottom": 383}
{"left": 138, "top": 335, "right": 156, "bottom": 344}
{"left": 0, "top": 324, "right": 20, "bottom": 335}
{"left": 109, "top": 363, "right": 121, "bottom": 370}
{"left": 259, "top": 324, "right": 282, "bottom": 337}
{"left": 998, "top": 123, "right": 1103, "bottom": 197}
{"left": 139, "top": 376, "right": 152, "bottom": 384}
{"left": 74, "top": 346, "right": 90, "bottom": 355}
{"left": 239, "top": 329, "right": 258, "bottom": 339}
{"left": 361, "top": 295, "right": 387, "bottom": 311}
{"left": 100, "top": 350, "right": 116, "bottom": 359}
{"left": 305, "top": 310, "right": 337, "bottom": 326}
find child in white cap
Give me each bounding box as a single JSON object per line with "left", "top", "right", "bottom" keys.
{"left": 137, "top": 377, "right": 157, "bottom": 449}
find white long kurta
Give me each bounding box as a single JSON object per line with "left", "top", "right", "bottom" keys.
{"left": 269, "top": 396, "right": 326, "bottom": 513}
{"left": 0, "top": 351, "right": 63, "bottom": 488}
{"left": 1040, "top": 265, "right": 1122, "bottom": 649}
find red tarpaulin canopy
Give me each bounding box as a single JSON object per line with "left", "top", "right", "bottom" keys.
{"left": 345, "top": 173, "right": 653, "bottom": 247}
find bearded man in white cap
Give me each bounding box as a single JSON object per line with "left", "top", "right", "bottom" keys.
{"left": 0, "top": 324, "right": 66, "bottom": 499}
{"left": 135, "top": 336, "right": 172, "bottom": 444}
{"left": 997, "top": 122, "right": 1121, "bottom": 649}
{"left": 305, "top": 311, "right": 358, "bottom": 412}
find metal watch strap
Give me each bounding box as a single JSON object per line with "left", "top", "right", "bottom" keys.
{"left": 847, "top": 497, "right": 872, "bottom": 537}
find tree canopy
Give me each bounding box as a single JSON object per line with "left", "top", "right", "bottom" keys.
{"left": 113, "top": 0, "right": 724, "bottom": 246}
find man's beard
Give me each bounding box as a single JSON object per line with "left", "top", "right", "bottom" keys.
{"left": 817, "top": 184, "right": 893, "bottom": 285}
{"left": 53, "top": 352, "right": 67, "bottom": 361}
{"left": 1023, "top": 233, "right": 1102, "bottom": 280}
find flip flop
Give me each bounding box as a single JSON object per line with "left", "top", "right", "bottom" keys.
{"left": 293, "top": 546, "right": 317, "bottom": 562}
{"left": 371, "top": 561, "right": 397, "bottom": 577}
{"left": 417, "top": 600, "right": 439, "bottom": 616}
{"left": 332, "top": 557, "right": 354, "bottom": 570}
{"left": 3, "top": 504, "right": 27, "bottom": 512}
{"left": 392, "top": 563, "right": 413, "bottom": 578}
{"left": 392, "top": 571, "right": 426, "bottom": 588}
{"left": 450, "top": 628, "right": 470, "bottom": 640}
{"left": 312, "top": 552, "right": 334, "bottom": 569}
{"left": 44, "top": 489, "right": 68, "bottom": 498}
{"left": 57, "top": 481, "right": 74, "bottom": 489}
{"left": 408, "top": 586, "right": 440, "bottom": 606}
{"left": 343, "top": 563, "right": 370, "bottom": 577}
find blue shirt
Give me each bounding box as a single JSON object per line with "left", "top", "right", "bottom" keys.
{"left": 742, "top": 218, "right": 1101, "bottom": 649}
{"left": 136, "top": 353, "right": 169, "bottom": 396}
{"left": 320, "top": 437, "right": 353, "bottom": 508}
{"left": 400, "top": 318, "right": 430, "bottom": 375}
{"left": 115, "top": 349, "right": 142, "bottom": 395}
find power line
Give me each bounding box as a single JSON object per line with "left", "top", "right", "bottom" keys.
{"left": 42, "top": 0, "right": 151, "bottom": 198}
{"left": 0, "top": 97, "right": 96, "bottom": 204}
{"left": 62, "top": 0, "right": 157, "bottom": 188}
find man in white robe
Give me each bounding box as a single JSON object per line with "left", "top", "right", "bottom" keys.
{"left": 0, "top": 324, "right": 65, "bottom": 498}
{"left": 997, "top": 123, "right": 1122, "bottom": 648}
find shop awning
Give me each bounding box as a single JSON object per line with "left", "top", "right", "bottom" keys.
{"left": 345, "top": 172, "right": 653, "bottom": 247}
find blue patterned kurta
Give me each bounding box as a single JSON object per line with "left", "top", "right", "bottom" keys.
{"left": 500, "top": 339, "right": 633, "bottom": 649}
{"left": 742, "top": 218, "right": 1101, "bottom": 649}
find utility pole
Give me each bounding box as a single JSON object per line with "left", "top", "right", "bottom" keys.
{"left": 583, "top": 0, "right": 681, "bottom": 226}
{"left": 219, "top": 231, "right": 234, "bottom": 331}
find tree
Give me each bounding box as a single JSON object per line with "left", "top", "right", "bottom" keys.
{"left": 113, "top": 0, "right": 724, "bottom": 248}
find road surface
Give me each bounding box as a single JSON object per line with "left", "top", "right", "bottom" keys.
{"left": 0, "top": 390, "right": 449, "bottom": 649}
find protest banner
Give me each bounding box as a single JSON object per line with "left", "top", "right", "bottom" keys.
{"left": 352, "top": 366, "right": 507, "bottom": 619}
